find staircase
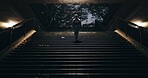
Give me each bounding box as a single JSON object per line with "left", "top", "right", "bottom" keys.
{"left": 0, "top": 32, "right": 148, "bottom": 78}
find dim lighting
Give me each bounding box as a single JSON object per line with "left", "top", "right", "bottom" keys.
{"left": 0, "top": 20, "right": 19, "bottom": 29}
{"left": 131, "top": 20, "right": 148, "bottom": 28}
{"left": 60, "top": 0, "right": 89, "bottom": 3}
{"left": 41, "top": 12, "right": 44, "bottom": 14}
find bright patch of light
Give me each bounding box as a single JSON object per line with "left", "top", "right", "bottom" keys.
{"left": 131, "top": 20, "right": 148, "bottom": 28}
{"left": 131, "top": 26, "right": 139, "bottom": 29}
{"left": 80, "top": 32, "right": 97, "bottom": 34}
{"left": 134, "top": 26, "right": 139, "bottom": 28}
{"left": 128, "top": 23, "right": 139, "bottom": 29}
{"left": 61, "top": 36, "right": 65, "bottom": 38}
{"left": 74, "top": 5, "right": 81, "bottom": 10}
{"left": 0, "top": 20, "right": 19, "bottom": 28}
{"left": 81, "top": 13, "right": 96, "bottom": 25}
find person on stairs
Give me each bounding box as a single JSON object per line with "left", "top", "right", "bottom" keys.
{"left": 73, "top": 14, "right": 81, "bottom": 43}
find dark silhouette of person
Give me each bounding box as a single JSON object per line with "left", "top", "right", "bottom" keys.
{"left": 73, "top": 14, "right": 81, "bottom": 43}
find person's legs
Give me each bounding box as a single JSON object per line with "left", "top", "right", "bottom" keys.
{"left": 74, "top": 30, "right": 78, "bottom": 41}
{"left": 74, "top": 30, "right": 81, "bottom": 43}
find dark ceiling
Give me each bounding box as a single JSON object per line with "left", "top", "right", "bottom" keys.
{"left": 15, "top": 0, "right": 128, "bottom": 4}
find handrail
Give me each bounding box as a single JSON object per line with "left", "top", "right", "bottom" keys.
{"left": 116, "top": 17, "right": 126, "bottom": 22}
{"left": 116, "top": 17, "right": 148, "bottom": 48}
{"left": 12, "top": 18, "right": 34, "bottom": 29}
{"left": 0, "top": 17, "right": 42, "bottom": 52}
{"left": 0, "top": 18, "right": 34, "bottom": 33}
{"left": 0, "top": 17, "right": 42, "bottom": 33}
{"left": 33, "top": 18, "right": 43, "bottom": 31}
{"left": 0, "top": 28, "right": 11, "bottom": 34}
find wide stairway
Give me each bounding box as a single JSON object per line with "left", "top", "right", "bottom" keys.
{"left": 0, "top": 32, "right": 148, "bottom": 78}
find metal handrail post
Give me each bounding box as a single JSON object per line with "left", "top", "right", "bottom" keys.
{"left": 125, "top": 19, "right": 128, "bottom": 37}
{"left": 9, "top": 27, "right": 13, "bottom": 47}
{"left": 139, "top": 27, "right": 143, "bottom": 46}
{"left": 24, "top": 23, "right": 26, "bottom": 37}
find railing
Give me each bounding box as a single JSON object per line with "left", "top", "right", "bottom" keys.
{"left": 116, "top": 17, "right": 148, "bottom": 48}
{"left": 0, "top": 18, "right": 42, "bottom": 52}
